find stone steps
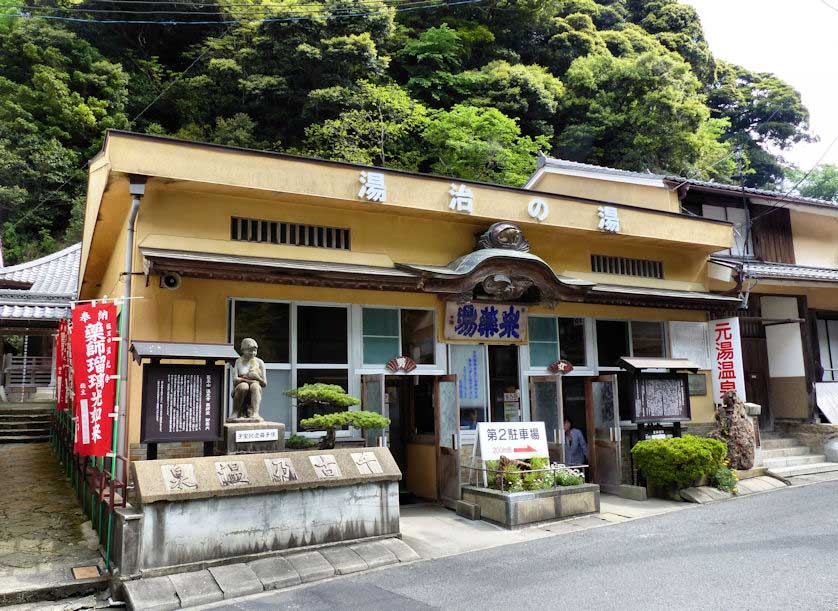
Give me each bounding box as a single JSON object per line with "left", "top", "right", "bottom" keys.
{"left": 0, "top": 411, "right": 53, "bottom": 441}
{"left": 763, "top": 454, "right": 826, "bottom": 469}
{"left": 761, "top": 445, "right": 811, "bottom": 459}
{"left": 0, "top": 434, "right": 50, "bottom": 443}
{"left": 761, "top": 437, "right": 801, "bottom": 450}
{"left": 767, "top": 462, "right": 838, "bottom": 478}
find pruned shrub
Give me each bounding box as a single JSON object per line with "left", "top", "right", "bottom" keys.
{"left": 631, "top": 435, "right": 727, "bottom": 490}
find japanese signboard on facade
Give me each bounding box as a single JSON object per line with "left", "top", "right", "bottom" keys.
{"left": 475, "top": 421, "right": 549, "bottom": 460}
{"left": 140, "top": 364, "right": 224, "bottom": 443}
{"left": 71, "top": 303, "right": 118, "bottom": 456}
{"left": 710, "top": 318, "right": 746, "bottom": 403}
{"left": 444, "top": 301, "right": 528, "bottom": 343}
{"left": 597, "top": 206, "right": 620, "bottom": 233}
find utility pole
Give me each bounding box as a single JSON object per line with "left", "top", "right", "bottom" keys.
{"left": 734, "top": 146, "right": 752, "bottom": 309}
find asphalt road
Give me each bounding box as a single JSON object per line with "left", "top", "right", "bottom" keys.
{"left": 214, "top": 481, "right": 838, "bottom": 610}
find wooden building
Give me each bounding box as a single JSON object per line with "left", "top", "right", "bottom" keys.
{"left": 80, "top": 132, "right": 742, "bottom": 501}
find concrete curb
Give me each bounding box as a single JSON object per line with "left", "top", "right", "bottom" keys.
{"left": 121, "top": 537, "right": 420, "bottom": 610}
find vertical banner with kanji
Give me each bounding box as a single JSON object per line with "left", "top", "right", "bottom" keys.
{"left": 54, "top": 319, "right": 70, "bottom": 410}
{"left": 710, "top": 317, "right": 746, "bottom": 404}
{"left": 71, "top": 303, "right": 118, "bottom": 456}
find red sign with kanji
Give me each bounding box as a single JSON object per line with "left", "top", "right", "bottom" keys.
{"left": 71, "top": 303, "right": 118, "bottom": 456}
{"left": 710, "top": 317, "right": 746, "bottom": 403}
{"left": 55, "top": 320, "right": 69, "bottom": 410}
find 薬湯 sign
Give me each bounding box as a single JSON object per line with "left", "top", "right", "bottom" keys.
{"left": 475, "top": 421, "right": 549, "bottom": 461}
{"left": 444, "top": 301, "right": 528, "bottom": 343}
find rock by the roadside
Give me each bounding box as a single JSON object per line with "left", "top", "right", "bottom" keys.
{"left": 710, "top": 391, "right": 755, "bottom": 470}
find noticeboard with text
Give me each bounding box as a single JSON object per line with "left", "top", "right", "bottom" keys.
{"left": 141, "top": 364, "right": 224, "bottom": 443}
{"left": 476, "top": 421, "right": 549, "bottom": 460}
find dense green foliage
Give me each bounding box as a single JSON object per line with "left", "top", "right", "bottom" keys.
{"left": 300, "top": 409, "right": 391, "bottom": 449}
{"left": 712, "top": 464, "right": 738, "bottom": 494}
{"left": 285, "top": 383, "right": 362, "bottom": 409}
{"left": 285, "top": 433, "right": 317, "bottom": 449}
{"left": 485, "top": 456, "right": 584, "bottom": 492}
{"left": 631, "top": 435, "right": 726, "bottom": 490}
{"left": 789, "top": 164, "right": 838, "bottom": 202}
{"left": 299, "top": 409, "right": 391, "bottom": 431}
{"left": 0, "top": 1, "right": 813, "bottom": 261}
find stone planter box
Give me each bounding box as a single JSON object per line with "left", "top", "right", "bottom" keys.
{"left": 462, "top": 484, "right": 600, "bottom": 529}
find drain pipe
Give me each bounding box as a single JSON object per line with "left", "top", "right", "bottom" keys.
{"left": 116, "top": 175, "right": 146, "bottom": 482}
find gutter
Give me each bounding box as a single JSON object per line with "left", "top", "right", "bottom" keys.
{"left": 116, "top": 175, "right": 146, "bottom": 481}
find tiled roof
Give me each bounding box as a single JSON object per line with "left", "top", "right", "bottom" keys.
{"left": 535, "top": 154, "right": 664, "bottom": 182}
{"left": 0, "top": 244, "right": 80, "bottom": 321}
{"left": 0, "top": 304, "right": 71, "bottom": 320}
{"left": 742, "top": 261, "right": 838, "bottom": 283}
{"left": 665, "top": 177, "right": 838, "bottom": 211}
{"left": 535, "top": 154, "right": 838, "bottom": 212}
{"left": 0, "top": 243, "right": 80, "bottom": 295}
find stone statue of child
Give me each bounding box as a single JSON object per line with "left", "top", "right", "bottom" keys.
{"left": 230, "top": 338, "right": 266, "bottom": 421}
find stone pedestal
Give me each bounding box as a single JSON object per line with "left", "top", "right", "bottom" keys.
{"left": 223, "top": 421, "right": 285, "bottom": 455}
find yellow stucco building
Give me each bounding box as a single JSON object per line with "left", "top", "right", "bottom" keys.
{"left": 81, "top": 131, "right": 740, "bottom": 500}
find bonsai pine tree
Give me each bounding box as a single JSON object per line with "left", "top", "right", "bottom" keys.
{"left": 286, "top": 383, "right": 389, "bottom": 449}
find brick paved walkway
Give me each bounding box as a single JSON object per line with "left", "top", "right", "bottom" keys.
{"left": 0, "top": 443, "right": 100, "bottom": 575}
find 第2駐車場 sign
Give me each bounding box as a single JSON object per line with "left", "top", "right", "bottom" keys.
{"left": 476, "top": 421, "right": 549, "bottom": 460}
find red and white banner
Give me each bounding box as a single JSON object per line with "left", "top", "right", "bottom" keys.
{"left": 54, "top": 319, "right": 70, "bottom": 411}
{"left": 71, "top": 303, "right": 118, "bottom": 456}
{"left": 710, "top": 317, "right": 746, "bottom": 403}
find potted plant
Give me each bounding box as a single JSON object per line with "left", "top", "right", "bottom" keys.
{"left": 285, "top": 383, "right": 390, "bottom": 449}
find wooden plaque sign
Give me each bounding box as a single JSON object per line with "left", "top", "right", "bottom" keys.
{"left": 141, "top": 364, "right": 224, "bottom": 443}
{"left": 629, "top": 374, "right": 691, "bottom": 423}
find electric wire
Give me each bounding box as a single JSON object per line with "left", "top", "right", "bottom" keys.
{"left": 4, "top": 0, "right": 441, "bottom": 15}
{"left": 2, "top": 0, "right": 483, "bottom": 233}
{"left": 4, "top": 0, "right": 478, "bottom": 23}
{"left": 747, "top": 130, "right": 838, "bottom": 225}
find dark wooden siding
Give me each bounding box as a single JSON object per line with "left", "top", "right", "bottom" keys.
{"left": 750, "top": 204, "right": 795, "bottom": 263}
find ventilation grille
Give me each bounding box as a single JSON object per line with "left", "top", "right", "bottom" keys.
{"left": 591, "top": 255, "right": 663, "bottom": 279}
{"left": 231, "top": 217, "right": 350, "bottom": 250}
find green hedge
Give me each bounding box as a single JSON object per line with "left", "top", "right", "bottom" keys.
{"left": 631, "top": 435, "right": 727, "bottom": 490}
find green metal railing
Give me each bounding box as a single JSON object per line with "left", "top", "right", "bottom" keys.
{"left": 49, "top": 310, "right": 128, "bottom": 571}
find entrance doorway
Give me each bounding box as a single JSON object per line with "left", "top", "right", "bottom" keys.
{"left": 377, "top": 375, "right": 437, "bottom": 502}
{"left": 488, "top": 345, "right": 520, "bottom": 422}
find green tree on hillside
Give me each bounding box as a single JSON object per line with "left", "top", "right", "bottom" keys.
{"left": 789, "top": 164, "right": 838, "bottom": 202}
{"left": 0, "top": 19, "right": 128, "bottom": 262}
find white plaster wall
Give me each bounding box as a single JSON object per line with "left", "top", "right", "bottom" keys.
{"left": 761, "top": 296, "right": 805, "bottom": 378}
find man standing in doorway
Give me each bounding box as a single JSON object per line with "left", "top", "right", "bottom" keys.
{"left": 564, "top": 417, "right": 587, "bottom": 466}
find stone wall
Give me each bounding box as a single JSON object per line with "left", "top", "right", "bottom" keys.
{"left": 775, "top": 422, "right": 838, "bottom": 454}
{"left": 129, "top": 442, "right": 205, "bottom": 461}
{"left": 138, "top": 481, "right": 399, "bottom": 570}
{"left": 120, "top": 447, "right": 402, "bottom": 574}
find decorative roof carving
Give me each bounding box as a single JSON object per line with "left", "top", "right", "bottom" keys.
{"left": 476, "top": 222, "right": 530, "bottom": 252}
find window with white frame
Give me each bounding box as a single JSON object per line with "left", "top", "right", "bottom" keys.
{"left": 231, "top": 300, "right": 351, "bottom": 433}
{"left": 361, "top": 307, "right": 435, "bottom": 366}
{"left": 702, "top": 205, "right": 752, "bottom": 257}
{"left": 596, "top": 320, "right": 667, "bottom": 367}
{"left": 528, "top": 316, "right": 588, "bottom": 368}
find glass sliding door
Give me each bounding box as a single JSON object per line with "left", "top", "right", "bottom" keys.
{"left": 528, "top": 375, "right": 564, "bottom": 463}
{"left": 589, "top": 375, "right": 622, "bottom": 491}
{"left": 361, "top": 374, "right": 386, "bottom": 446}
{"left": 435, "top": 375, "right": 461, "bottom": 508}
